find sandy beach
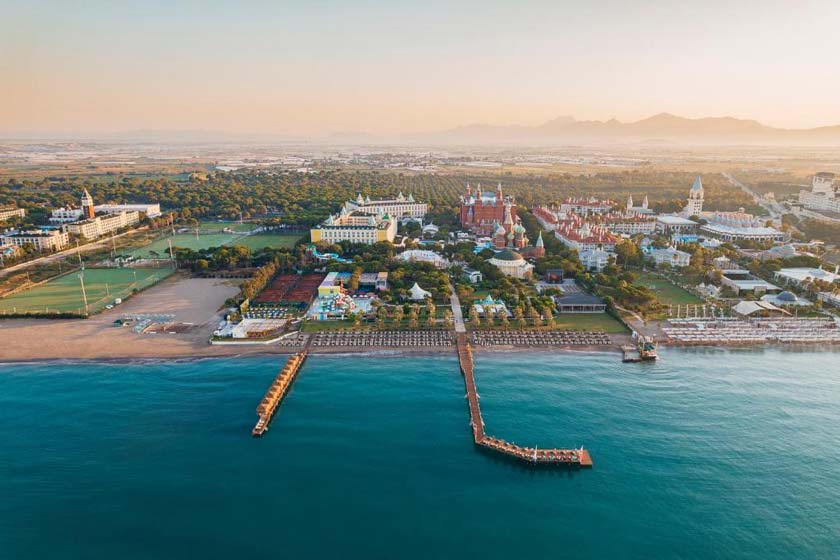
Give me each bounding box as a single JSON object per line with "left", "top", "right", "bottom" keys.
{"left": 0, "top": 275, "right": 274, "bottom": 362}
{"left": 1, "top": 274, "right": 628, "bottom": 363}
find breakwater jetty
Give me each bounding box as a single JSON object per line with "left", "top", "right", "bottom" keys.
{"left": 456, "top": 334, "right": 592, "bottom": 468}
{"left": 252, "top": 350, "right": 308, "bottom": 437}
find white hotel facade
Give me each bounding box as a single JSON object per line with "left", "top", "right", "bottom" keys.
{"left": 345, "top": 193, "right": 427, "bottom": 221}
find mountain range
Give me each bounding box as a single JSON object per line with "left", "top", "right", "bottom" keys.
{"left": 394, "top": 113, "right": 840, "bottom": 146}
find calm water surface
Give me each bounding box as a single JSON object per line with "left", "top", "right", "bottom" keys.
{"left": 1, "top": 348, "right": 838, "bottom": 559}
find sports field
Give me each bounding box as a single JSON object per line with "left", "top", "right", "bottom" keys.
{"left": 228, "top": 233, "right": 301, "bottom": 250}
{"left": 634, "top": 271, "right": 702, "bottom": 305}
{"left": 130, "top": 232, "right": 246, "bottom": 257}
{"left": 0, "top": 267, "right": 174, "bottom": 315}
{"left": 197, "top": 221, "right": 258, "bottom": 233}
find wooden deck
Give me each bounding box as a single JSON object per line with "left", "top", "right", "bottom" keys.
{"left": 456, "top": 334, "right": 592, "bottom": 468}
{"left": 252, "top": 350, "right": 308, "bottom": 437}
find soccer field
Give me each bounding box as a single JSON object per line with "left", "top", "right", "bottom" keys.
{"left": 0, "top": 267, "right": 174, "bottom": 315}
{"left": 131, "top": 231, "right": 300, "bottom": 257}
{"left": 228, "top": 233, "right": 301, "bottom": 250}
{"left": 130, "top": 233, "right": 246, "bottom": 257}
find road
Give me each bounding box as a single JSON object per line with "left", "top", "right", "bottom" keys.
{"left": 0, "top": 226, "right": 149, "bottom": 277}
{"left": 721, "top": 172, "right": 785, "bottom": 222}
{"left": 449, "top": 282, "right": 466, "bottom": 333}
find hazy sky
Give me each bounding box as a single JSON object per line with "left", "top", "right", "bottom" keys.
{"left": 2, "top": 0, "right": 839, "bottom": 136}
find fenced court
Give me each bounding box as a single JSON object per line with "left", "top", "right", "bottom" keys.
{"left": 0, "top": 267, "right": 174, "bottom": 316}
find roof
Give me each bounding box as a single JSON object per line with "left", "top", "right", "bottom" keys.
{"left": 691, "top": 176, "right": 703, "bottom": 192}
{"left": 557, "top": 293, "right": 605, "bottom": 306}
{"left": 657, "top": 215, "right": 697, "bottom": 225}
{"left": 732, "top": 300, "right": 789, "bottom": 316}
{"left": 492, "top": 249, "right": 524, "bottom": 262}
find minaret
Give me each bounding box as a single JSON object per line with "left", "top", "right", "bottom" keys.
{"left": 626, "top": 195, "right": 634, "bottom": 213}
{"left": 466, "top": 182, "right": 472, "bottom": 196}
{"left": 496, "top": 182, "right": 503, "bottom": 202}
{"left": 642, "top": 195, "right": 649, "bottom": 209}
{"left": 81, "top": 189, "right": 95, "bottom": 220}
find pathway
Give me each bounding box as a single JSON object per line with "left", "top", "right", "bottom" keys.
{"left": 449, "top": 282, "right": 466, "bottom": 333}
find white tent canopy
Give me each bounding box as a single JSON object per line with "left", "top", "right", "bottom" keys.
{"left": 408, "top": 282, "right": 432, "bottom": 300}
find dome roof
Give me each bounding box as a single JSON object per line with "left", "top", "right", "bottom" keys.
{"left": 778, "top": 291, "right": 797, "bottom": 302}
{"left": 492, "top": 249, "right": 524, "bottom": 262}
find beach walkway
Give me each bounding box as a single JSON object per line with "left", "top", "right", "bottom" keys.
{"left": 456, "top": 333, "right": 592, "bottom": 468}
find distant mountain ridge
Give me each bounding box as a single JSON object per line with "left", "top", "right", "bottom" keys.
{"left": 407, "top": 113, "right": 840, "bottom": 146}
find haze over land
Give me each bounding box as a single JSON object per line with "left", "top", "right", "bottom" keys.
{"left": 3, "top": 1, "right": 840, "bottom": 143}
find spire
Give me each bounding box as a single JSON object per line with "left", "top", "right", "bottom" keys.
{"left": 627, "top": 195, "right": 634, "bottom": 211}
{"left": 504, "top": 204, "right": 514, "bottom": 225}
{"left": 466, "top": 182, "right": 471, "bottom": 196}
{"left": 536, "top": 231, "right": 544, "bottom": 247}
{"left": 642, "top": 195, "right": 649, "bottom": 209}
{"left": 691, "top": 176, "right": 703, "bottom": 193}
{"left": 496, "top": 182, "right": 503, "bottom": 201}
{"left": 356, "top": 193, "right": 364, "bottom": 204}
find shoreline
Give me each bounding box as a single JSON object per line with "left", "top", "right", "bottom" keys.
{"left": 3, "top": 341, "right": 839, "bottom": 366}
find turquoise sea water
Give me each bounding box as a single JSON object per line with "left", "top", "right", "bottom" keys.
{"left": 1, "top": 348, "right": 839, "bottom": 559}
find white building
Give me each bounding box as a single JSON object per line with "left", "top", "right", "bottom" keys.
{"left": 559, "top": 197, "right": 615, "bottom": 216}
{"left": 0, "top": 229, "right": 69, "bottom": 251}
{"left": 62, "top": 210, "right": 141, "bottom": 240}
{"left": 345, "top": 192, "right": 427, "bottom": 221}
{"left": 578, "top": 248, "right": 613, "bottom": 272}
{"left": 656, "top": 215, "right": 698, "bottom": 234}
{"left": 683, "top": 176, "right": 704, "bottom": 217}
{"left": 399, "top": 249, "right": 449, "bottom": 268}
{"left": 0, "top": 206, "right": 25, "bottom": 222}
{"left": 774, "top": 267, "right": 840, "bottom": 288}
{"left": 700, "top": 223, "right": 785, "bottom": 243}
{"left": 310, "top": 208, "right": 397, "bottom": 244}
{"left": 625, "top": 195, "right": 655, "bottom": 217}
{"left": 50, "top": 207, "right": 84, "bottom": 225}
{"left": 799, "top": 172, "right": 840, "bottom": 214}
{"left": 487, "top": 249, "right": 534, "bottom": 279}
{"left": 95, "top": 203, "right": 161, "bottom": 219}
{"left": 649, "top": 246, "right": 692, "bottom": 268}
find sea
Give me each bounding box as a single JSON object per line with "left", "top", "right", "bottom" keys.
{"left": 0, "top": 348, "right": 838, "bottom": 559}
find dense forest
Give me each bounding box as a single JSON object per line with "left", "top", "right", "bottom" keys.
{"left": 1, "top": 169, "right": 762, "bottom": 228}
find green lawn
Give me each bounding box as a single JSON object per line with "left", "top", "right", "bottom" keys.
{"left": 129, "top": 232, "right": 246, "bottom": 257}
{"left": 0, "top": 267, "right": 174, "bottom": 315}
{"left": 197, "top": 221, "right": 258, "bottom": 233}
{"left": 228, "top": 233, "right": 301, "bottom": 250}
{"left": 551, "top": 313, "right": 629, "bottom": 333}
{"left": 634, "top": 271, "right": 702, "bottom": 306}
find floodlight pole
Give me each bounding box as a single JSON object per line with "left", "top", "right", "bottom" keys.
{"left": 79, "top": 271, "right": 89, "bottom": 314}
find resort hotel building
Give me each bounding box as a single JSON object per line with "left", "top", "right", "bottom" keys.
{"left": 799, "top": 172, "right": 840, "bottom": 214}
{"left": 62, "top": 210, "right": 141, "bottom": 240}
{"left": 459, "top": 183, "right": 517, "bottom": 236}
{"left": 0, "top": 205, "right": 25, "bottom": 222}
{"left": 345, "top": 192, "right": 427, "bottom": 222}
{"left": 310, "top": 207, "right": 397, "bottom": 244}
{"left": 558, "top": 197, "right": 615, "bottom": 216}
{"left": 0, "top": 229, "right": 69, "bottom": 251}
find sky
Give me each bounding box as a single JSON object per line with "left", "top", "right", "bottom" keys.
{"left": 2, "top": 0, "right": 839, "bottom": 137}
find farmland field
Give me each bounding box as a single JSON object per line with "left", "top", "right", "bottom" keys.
{"left": 0, "top": 267, "right": 174, "bottom": 315}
